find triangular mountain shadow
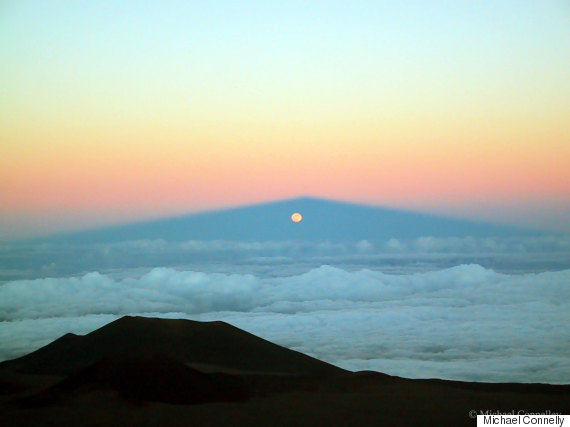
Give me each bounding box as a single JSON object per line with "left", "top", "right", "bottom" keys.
{"left": 39, "top": 197, "right": 539, "bottom": 244}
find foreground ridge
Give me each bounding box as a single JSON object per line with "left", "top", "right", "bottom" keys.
{"left": 1, "top": 316, "right": 568, "bottom": 426}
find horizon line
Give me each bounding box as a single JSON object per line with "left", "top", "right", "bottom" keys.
{"left": 17, "top": 195, "right": 553, "bottom": 243}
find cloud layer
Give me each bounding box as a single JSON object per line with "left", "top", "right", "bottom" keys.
{"left": 2, "top": 235, "right": 569, "bottom": 282}
{"left": 1, "top": 264, "right": 568, "bottom": 384}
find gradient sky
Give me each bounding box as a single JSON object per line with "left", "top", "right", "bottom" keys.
{"left": 1, "top": 0, "right": 569, "bottom": 238}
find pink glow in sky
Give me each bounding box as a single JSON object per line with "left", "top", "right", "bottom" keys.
{"left": 1, "top": 1, "right": 569, "bottom": 238}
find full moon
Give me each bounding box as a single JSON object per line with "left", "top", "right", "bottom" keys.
{"left": 291, "top": 212, "right": 303, "bottom": 223}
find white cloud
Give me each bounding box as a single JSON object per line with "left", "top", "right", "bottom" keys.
{"left": 2, "top": 236, "right": 569, "bottom": 283}
{"left": 0, "top": 315, "right": 117, "bottom": 361}
{"left": 356, "top": 240, "right": 374, "bottom": 253}
{"left": 0, "top": 264, "right": 569, "bottom": 384}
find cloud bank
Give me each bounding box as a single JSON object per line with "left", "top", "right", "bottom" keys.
{"left": 1, "top": 235, "right": 569, "bottom": 282}
{"left": 1, "top": 265, "right": 568, "bottom": 384}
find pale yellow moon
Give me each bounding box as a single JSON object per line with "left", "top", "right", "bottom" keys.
{"left": 291, "top": 212, "right": 303, "bottom": 223}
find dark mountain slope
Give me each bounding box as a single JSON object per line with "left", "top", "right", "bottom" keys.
{"left": 51, "top": 353, "right": 250, "bottom": 404}
{"left": 1, "top": 316, "right": 568, "bottom": 426}
{"left": 0, "top": 316, "right": 344, "bottom": 376}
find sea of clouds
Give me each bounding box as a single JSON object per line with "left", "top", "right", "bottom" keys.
{"left": 1, "top": 235, "right": 569, "bottom": 282}
{"left": 1, "top": 241, "right": 569, "bottom": 384}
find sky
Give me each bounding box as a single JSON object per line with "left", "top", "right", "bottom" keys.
{"left": 1, "top": 0, "right": 569, "bottom": 238}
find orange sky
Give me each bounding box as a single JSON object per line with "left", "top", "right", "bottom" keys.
{"left": 1, "top": 1, "right": 569, "bottom": 238}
